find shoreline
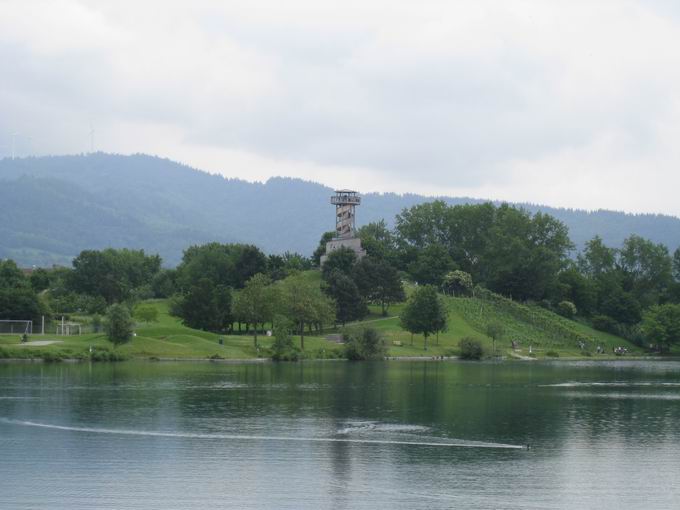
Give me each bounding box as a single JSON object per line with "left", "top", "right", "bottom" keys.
{"left": 1, "top": 355, "right": 676, "bottom": 364}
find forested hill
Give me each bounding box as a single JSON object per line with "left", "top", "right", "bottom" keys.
{"left": 2, "top": 153, "right": 679, "bottom": 267}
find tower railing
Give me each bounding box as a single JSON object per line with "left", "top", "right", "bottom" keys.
{"left": 331, "top": 195, "right": 361, "bottom": 205}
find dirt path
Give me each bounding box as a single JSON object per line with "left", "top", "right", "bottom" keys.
{"left": 18, "top": 340, "right": 64, "bottom": 347}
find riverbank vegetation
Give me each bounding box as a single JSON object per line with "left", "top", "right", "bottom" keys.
{"left": 1, "top": 200, "right": 679, "bottom": 360}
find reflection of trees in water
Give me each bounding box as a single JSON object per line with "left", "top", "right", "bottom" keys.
{"left": 8, "top": 361, "right": 680, "bottom": 455}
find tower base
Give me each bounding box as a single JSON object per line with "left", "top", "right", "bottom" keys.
{"left": 320, "top": 237, "right": 366, "bottom": 266}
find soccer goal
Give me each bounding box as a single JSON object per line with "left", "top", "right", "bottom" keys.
{"left": 0, "top": 320, "right": 32, "bottom": 335}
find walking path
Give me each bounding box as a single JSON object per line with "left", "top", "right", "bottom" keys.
{"left": 343, "top": 315, "right": 399, "bottom": 327}
{"left": 18, "top": 340, "right": 64, "bottom": 347}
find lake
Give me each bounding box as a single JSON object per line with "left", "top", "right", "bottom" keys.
{"left": 1, "top": 360, "right": 680, "bottom": 509}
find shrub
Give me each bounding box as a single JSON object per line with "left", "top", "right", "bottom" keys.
{"left": 546, "top": 350, "right": 560, "bottom": 358}
{"left": 131, "top": 284, "right": 154, "bottom": 301}
{"left": 105, "top": 304, "right": 134, "bottom": 345}
{"left": 557, "top": 301, "right": 577, "bottom": 319}
{"left": 0, "top": 347, "right": 9, "bottom": 359}
{"left": 90, "top": 349, "right": 128, "bottom": 362}
{"left": 310, "top": 347, "right": 343, "bottom": 359}
{"left": 208, "top": 353, "right": 224, "bottom": 360}
{"left": 591, "top": 315, "right": 618, "bottom": 334}
{"left": 458, "top": 337, "right": 483, "bottom": 360}
{"left": 343, "top": 327, "right": 387, "bottom": 361}
{"left": 133, "top": 303, "right": 159, "bottom": 324}
{"left": 40, "top": 351, "right": 64, "bottom": 363}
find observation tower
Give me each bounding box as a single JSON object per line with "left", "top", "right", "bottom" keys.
{"left": 331, "top": 190, "right": 361, "bottom": 238}
{"left": 320, "top": 190, "right": 366, "bottom": 265}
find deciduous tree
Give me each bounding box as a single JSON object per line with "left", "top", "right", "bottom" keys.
{"left": 233, "top": 273, "right": 277, "bottom": 347}
{"left": 105, "top": 304, "right": 134, "bottom": 345}
{"left": 400, "top": 285, "right": 447, "bottom": 350}
{"left": 323, "top": 270, "right": 367, "bottom": 326}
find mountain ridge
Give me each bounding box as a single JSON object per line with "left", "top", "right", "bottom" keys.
{"left": 1, "top": 153, "right": 679, "bottom": 266}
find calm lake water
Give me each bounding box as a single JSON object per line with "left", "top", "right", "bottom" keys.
{"left": 1, "top": 360, "right": 680, "bottom": 509}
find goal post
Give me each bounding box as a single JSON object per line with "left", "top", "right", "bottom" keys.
{"left": 0, "top": 320, "right": 32, "bottom": 335}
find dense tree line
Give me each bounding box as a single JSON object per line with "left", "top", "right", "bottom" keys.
{"left": 0, "top": 260, "right": 49, "bottom": 323}
{"left": 0, "top": 243, "right": 313, "bottom": 335}
{"left": 346, "top": 201, "right": 680, "bottom": 351}
{"left": 3, "top": 196, "right": 680, "bottom": 353}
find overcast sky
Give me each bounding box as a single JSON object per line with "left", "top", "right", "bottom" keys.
{"left": 2, "top": 0, "right": 680, "bottom": 215}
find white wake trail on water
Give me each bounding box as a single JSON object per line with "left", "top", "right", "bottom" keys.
{"left": 540, "top": 382, "right": 680, "bottom": 388}
{"left": 0, "top": 418, "right": 524, "bottom": 450}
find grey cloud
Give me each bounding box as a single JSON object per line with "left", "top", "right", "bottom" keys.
{"left": 2, "top": 0, "right": 680, "bottom": 214}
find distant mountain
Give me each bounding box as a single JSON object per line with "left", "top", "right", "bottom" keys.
{"left": 1, "top": 153, "right": 679, "bottom": 267}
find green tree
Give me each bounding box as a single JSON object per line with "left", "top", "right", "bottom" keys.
{"left": 642, "top": 304, "right": 680, "bottom": 352}
{"left": 323, "top": 270, "right": 368, "bottom": 326}
{"left": 352, "top": 257, "right": 405, "bottom": 315}
{"left": 29, "top": 268, "right": 51, "bottom": 292}
{"left": 442, "top": 270, "right": 473, "bottom": 296}
{"left": 555, "top": 267, "right": 597, "bottom": 316}
{"left": 0, "top": 287, "right": 49, "bottom": 323}
{"left": 321, "top": 247, "right": 357, "bottom": 280}
{"left": 0, "top": 259, "right": 29, "bottom": 288}
{"left": 407, "top": 243, "right": 455, "bottom": 287}
{"left": 232, "top": 273, "right": 277, "bottom": 347}
{"left": 673, "top": 247, "right": 680, "bottom": 282}
{"left": 395, "top": 201, "right": 572, "bottom": 301}
{"left": 234, "top": 245, "right": 269, "bottom": 289}
{"left": 69, "top": 248, "right": 162, "bottom": 303}
{"left": 278, "top": 273, "right": 335, "bottom": 350}
{"left": 133, "top": 303, "right": 159, "bottom": 323}
{"left": 313, "top": 231, "right": 336, "bottom": 266}
{"left": 557, "top": 300, "right": 577, "bottom": 319}
{"left": 105, "top": 304, "right": 134, "bottom": 345}
{"left": 0, "top": 260, "right": 49, "bottom": 322}
{"left": 578, "top": 236, "right": 617, "bottom": 277}
{"left": 598, "top": 277, "right": 642, "bottom": 325}
{"left": 176, "top": 278, "right": 233, "bottom": 332}
{"left": 271, "top": 315, "right": 297, "bottom": 361}
{"left": 619, "top": 235, "right": 672, "bottom": 308}
{"left": 151, "top": 269, "right": 176, "bottom": 298}
{"left": 357, "top": 220, "right": 398, "bottom": 262}
{"left": 176, "top": 243, "right": 266, "bottom": 291}
{"left": 485, "top": 321, "right": 505, "bottom": 357}
{"left": 267, "top": 253, "right": 311, "bottom": 281}
{"left": 400, "top": 285, "right": 447, "bottom": 350}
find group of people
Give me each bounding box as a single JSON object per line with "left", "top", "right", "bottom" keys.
{"left": 594, "top": 344, "right": 627, "bottom": 355}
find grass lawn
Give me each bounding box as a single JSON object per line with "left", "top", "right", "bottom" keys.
{"left": 0, "top": 291, "right": 642, "bottom": 361}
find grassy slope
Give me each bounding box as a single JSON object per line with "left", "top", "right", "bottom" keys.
{"left": 0, "top": 291, "right": 638, "bottom": 361}
{"left": 352, "top": 293, "right": 637, "bottom": 359}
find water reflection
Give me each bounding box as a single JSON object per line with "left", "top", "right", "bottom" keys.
{"left": 1, "top": 360, "right": 680, "bottom": 509}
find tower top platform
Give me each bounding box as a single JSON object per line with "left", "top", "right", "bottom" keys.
{"left": 331, "top": 190, "right": 361, "bottom": 206}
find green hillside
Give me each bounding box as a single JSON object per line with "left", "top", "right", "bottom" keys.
{"left": 0, "top": 291, "right": 637, "bottom": 361}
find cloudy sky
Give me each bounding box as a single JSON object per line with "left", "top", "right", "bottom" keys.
{"left": 2, "top": 0, "right": 680, "bottom": 215}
